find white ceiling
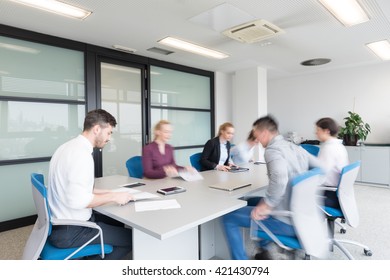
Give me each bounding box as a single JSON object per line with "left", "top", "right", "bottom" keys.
{"left": 1, "top": 0, "right": 390, "bottom": 79}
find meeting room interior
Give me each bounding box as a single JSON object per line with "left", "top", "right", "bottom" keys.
{"left": 0, "top": 0, "right": 389, "bottom": 261}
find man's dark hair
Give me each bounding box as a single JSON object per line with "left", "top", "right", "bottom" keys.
{"left": 83, "top": 109, "right": 117, "bottom": 131}
{"left": 252, "top": 115, "right": 279, "bottom": 133}
{"left": 316, "top": 117, "right": 339, "bottom": 136}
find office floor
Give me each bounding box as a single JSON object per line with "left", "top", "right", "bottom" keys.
{"left": 1, "top": 184, "right": 389, "bottom": 260}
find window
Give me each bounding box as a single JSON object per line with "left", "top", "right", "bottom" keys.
{"left": 0, "top": 35, "right": 85, "bottom": 223}
{"left": 150, "top": 66, "right": 213, "bottom": 166}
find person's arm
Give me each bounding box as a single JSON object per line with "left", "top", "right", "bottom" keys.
{"left": 88, "top": 191, "right": 134, "bottom": 207}
{"left": 263, "top": 152, "right": 289, "bottom": 208}
{"left": 166, "top": 144, "right": 184, "bottom": 171}
{"left": 142, "top": 144, "right": 166, "bottom": 179}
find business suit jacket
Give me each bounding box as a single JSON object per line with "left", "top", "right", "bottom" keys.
{"left": 200, "top": 137, "right": 231, "bottom": 171}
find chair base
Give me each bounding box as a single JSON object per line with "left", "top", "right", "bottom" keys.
{"left": 331, "top": 238, "right": 373, "bottom": 260}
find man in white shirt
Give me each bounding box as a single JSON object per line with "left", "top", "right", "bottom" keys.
{"left": 48, "top": 109, "right": 133, "bottom": 260}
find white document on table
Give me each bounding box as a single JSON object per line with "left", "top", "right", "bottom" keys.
{"left": 112, "top": 187, "right": 159, "bottom": 201}
{"left": 135, "top": 199, "right": 181, "bottom": 212}
{"left": 178, "top": 170, "right": 204, "bottom": 181}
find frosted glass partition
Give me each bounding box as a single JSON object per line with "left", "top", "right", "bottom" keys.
{"left": 0, "top": 162, "right": 49, "bottom": 222}
{"left": 0, "top": 36, "right": 85, "bottom": 101}
{"left": 174, "top": 148, "right": 203, "bottom": 167}
{"left": 101, "top": 63, "right": 143, "bottom": 176}
{"left": 151, "top": 109, "right": 211, "bottom": 147}
{"left": 150, "top": 66, "right": 210, "bottom": 109}
{"left": 0, "top": 101, "right": 84, "bottom": 160}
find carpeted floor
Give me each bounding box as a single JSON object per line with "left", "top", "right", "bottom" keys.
{"left": 1, "top": 184, "right": 389, "bottom": 260}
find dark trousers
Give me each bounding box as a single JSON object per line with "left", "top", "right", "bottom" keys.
{"left": 49, "top": 211, "right": 132, "bottom": 260}
{"left": 324, "top": 190, "right": 341, "bottom": 209}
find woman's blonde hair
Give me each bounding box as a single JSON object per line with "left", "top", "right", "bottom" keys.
{"left": 153, "top": 120, "right": 171, "bottom": 140}
{"left": 218, "top": 122, "right": 234, "bottom": 136}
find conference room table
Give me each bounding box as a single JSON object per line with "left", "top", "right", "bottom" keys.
{"left": 93, "top": 162, "right": 269, "bottom": 260}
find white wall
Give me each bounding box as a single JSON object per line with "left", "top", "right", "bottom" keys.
{"left": 214, "top": 71, "right": 233, "bottom": 136}
{"left": 268, "top": 62, "right": 390, "bottom": 143}
{"left": 232, "top": 67, "right": 267, "bottom": 144}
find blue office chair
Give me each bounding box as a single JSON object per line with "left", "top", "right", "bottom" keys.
{"left": 322, "top": 161, "right": 373, "bottom": 259}
{"left": 126, "top": 156, "right": 143, "bottom": 179}
{"left": 22, "top": 173, "right": 113, "bottom": 260}
{"left": 250, "top": 168, "right": 329, "bottom": 260}
{"left": 189, "top": 152, "right": 202, "bottom": 171}
{"left": 300, "top": 144, "right": 320, "bottom": 157}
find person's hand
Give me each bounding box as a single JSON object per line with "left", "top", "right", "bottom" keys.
{"left": 251, "top": 202, "right": 272, "bottom": 220}
{"left": 185, "top": 166, "right": 197, "bottom": 173}
{"left": 216, "top": 165, "right": 230, "bottom": 172}
{"left": 163, "top": 165, "right": 179, "bottom": 177}
{"left": 113, "top": 192, "right": 134, "bottom": 206}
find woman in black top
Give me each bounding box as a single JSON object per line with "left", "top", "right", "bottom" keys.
{"left": 200, "top": 122, "right": 235, "bottom": 171}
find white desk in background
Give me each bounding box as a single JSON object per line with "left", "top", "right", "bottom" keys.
{"left": 93, "top": 163, "right": 268, "bottom": 260}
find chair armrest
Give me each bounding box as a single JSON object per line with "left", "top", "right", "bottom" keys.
{"left": 268, "top": 210, "right": 292, "bottom": 217}
{"left": 251, "top": 219, "right": 292, "bottom": 251}
{"left": 51, "top": 218, "right": 102, "bottom": 230}
{"left": 318, "top": 186, "right": 337, "bottom": 192}
{"left": 50, "top": 218, "right": 106, "bottom": 260}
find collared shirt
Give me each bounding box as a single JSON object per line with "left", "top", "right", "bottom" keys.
{"left": 48, "top": 135, "right": 95, "bottom": 221}
{"left": 230, "top": 141, "right": 255, "bottom": 165}
{"left": 318, "top": 138, "right": 349, "bottom": 187}
{"left": 218, "top": 140, "right": 229, "bottom": 166}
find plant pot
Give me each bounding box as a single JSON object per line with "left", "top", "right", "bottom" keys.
{"left": 343, "top": 134, "right": 358, "bottom": 146}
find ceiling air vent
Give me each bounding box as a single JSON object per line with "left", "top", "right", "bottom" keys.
{"left": 222, "top": 19, "right": 284, "bottom": 43}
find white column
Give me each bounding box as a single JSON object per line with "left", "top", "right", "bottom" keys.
{"left": 232, "top": 67, "right": 267, "bottom": 161}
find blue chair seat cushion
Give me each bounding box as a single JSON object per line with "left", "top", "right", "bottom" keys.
{"left": 40, "top": 241, "right": 113, "bottom": 260}
{"left": 255, "top": 231, "right": 301, "bottom": 250}
{"left": 324, "top": 206, "right": 344, "bottom": 218}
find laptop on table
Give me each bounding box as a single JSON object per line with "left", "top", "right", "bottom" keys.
{"left": 209, "top": 180, "right": 252, "bottom": 192}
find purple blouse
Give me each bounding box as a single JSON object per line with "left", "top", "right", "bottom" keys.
{"left": 142, "top": 141, "right": 183, "bottom": 179}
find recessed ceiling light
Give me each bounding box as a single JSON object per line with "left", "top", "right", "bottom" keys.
{"left": 366, "top": 40, "right": 390, "bottom": 60}
{"left": 112, "top": 45, "right": 136, "bottom": 53}
{"left": 300, "top": 58, "right": 331, "bottom": 66}
{"left": 318, "top": 0, "right": 369, "bottom": 27}
{"left": 158, "top": 37, "right": 229, "bottom": 59}
{"left": 147, "top": 47, "right": 174, "bottom": 56}
{"left": 10, "top": 0, "right": 92, "bottom": 20}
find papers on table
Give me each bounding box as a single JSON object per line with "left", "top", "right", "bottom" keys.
{"left": 178, "top": 170, "right": 204, "bottom": 182}
{"left": 112, "top": 187, "right": 160, "bottom": 201}
{"left": 135, "top": 199, "right": 181, "bottom": 212}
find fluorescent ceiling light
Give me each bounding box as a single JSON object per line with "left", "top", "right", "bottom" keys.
{"left": 10, "top": 0, "right": 92, "bottom": 20}
{"left": 366, "top": 40, "right": 390, "bottom": 60}
{"left": 158, "top": 37, "right": 229, "bottom": 59}
{"left": 318, "top": 0, "right": 369, "bottom": 26}
{"left": 0, "top": 42, "right": 40, "bottom": 53}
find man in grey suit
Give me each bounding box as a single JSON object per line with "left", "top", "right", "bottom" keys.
{"left": 223, "top": 115, "right": 322, "bottom": 260}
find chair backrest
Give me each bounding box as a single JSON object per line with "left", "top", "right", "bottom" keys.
{"left": 337, "top": 161, "right": 361, "bottom": 228}
{"left": 300, "top": 144, "right": 320, "bottom": 157}
{"left": 126, "top": 156, "right": 143, "bottom": 179}
{"left": 189, "top": 152, "right": 202, "bottom": 171}
{"left": 290, "top": 167, "right": 329, "bottom": 259}
{"left": 22, "top": 173, "right": 51, "bottom": 260}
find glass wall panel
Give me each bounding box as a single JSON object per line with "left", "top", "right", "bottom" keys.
{"left": 151, "top": 108, "right": 211, "bottom": 147}
{"left": 174, "top": 147, "right": 203, "bottom": 167}
{"left": 0, "top": 161, "right": 49, "bottom": 222}
{"left": 0, "top": 36, "right": 85, "bottom": 101}
{"left": 150, "top": 66, "right": 210, "bottom": 109}
{"left": 0, "top": 101, "right": 84, "bottom": 160}
{"left": 101, "top": 63, "right": 143, "bottom": 176}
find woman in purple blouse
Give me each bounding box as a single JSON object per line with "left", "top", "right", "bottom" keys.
{"left": 142, "top": 120, "right": 190, "bottom": 179}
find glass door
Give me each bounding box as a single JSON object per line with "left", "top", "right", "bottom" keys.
{"left": 99, "top": 61, "right": 145, "bottom": 176}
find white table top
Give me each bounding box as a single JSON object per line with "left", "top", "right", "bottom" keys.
{"left": 93, "top": 163, "right": 268, "bottom": 240}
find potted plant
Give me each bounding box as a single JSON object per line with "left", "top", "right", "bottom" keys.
{"left": 338, "top": 111, "right": 371, "bottom": 146}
